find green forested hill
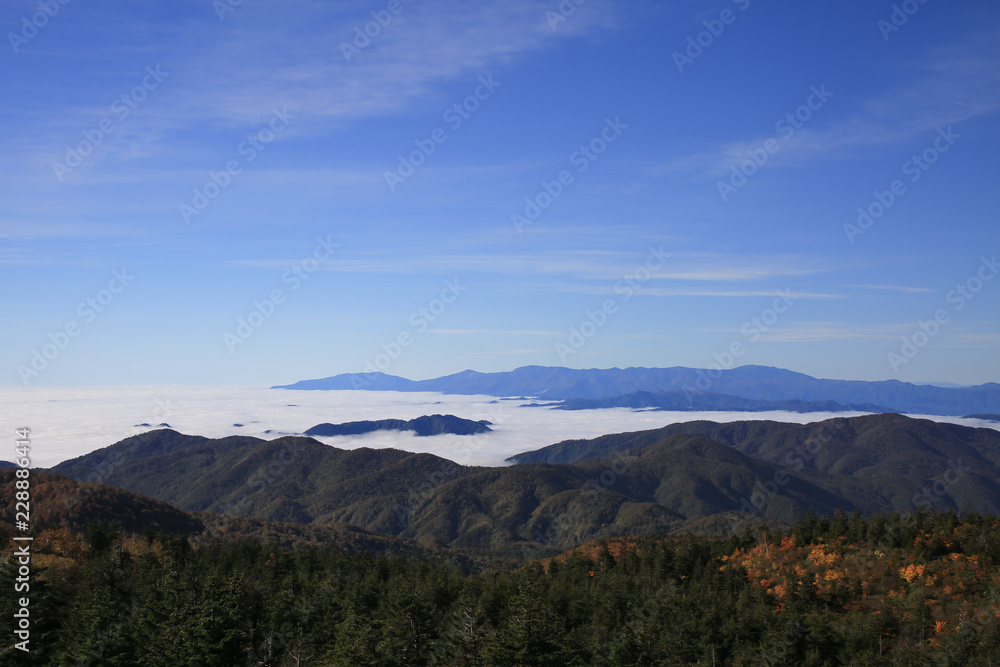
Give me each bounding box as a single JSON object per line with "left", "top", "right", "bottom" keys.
{"left": 48, "top": 415, "right": 1000, "bottom": 557}
{"left": 507, "top": 418, "right": 808, "bottom": 464}
{"left": 5, "top": 510, "right": 1000, "bottom": 665}
{"left": 0, "top": 469, "right": 447, "bottom": 561}
{"left": 508, "top": 413, "right": 1000, "bottom": 470}
{"left": 0, "top": 469, "right": 204, "bottom": 536}
{"left": 53, "top": 431, "right": 477, "bottom": 525}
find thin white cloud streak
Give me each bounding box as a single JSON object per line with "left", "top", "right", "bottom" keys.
{"left": 428, "top": 329, "right": 562, "bottom": 336}
{"left": 745, "top": 322, "right": 920, "bottom": 343}
{"left": 151, "top": 0, "right": 623, "bottom": 127}
{"left": 225, "top": 251, "right": 838, "bottom": 285}
{"left": 721, "top": 324, "right": 1000, "bottom": 346}
{"left": 661, "top": 30, "right": 1000, "bottom": 178}
{"left": 618, "top": 333, "right": 676, "bottom": 340}
{"left": 2, "top": 0, "right": 625, "bottom": 197}
{"left": 0, "top": 222, "right": 150, "bottom": 241}
{"left": 850, "top": 284, "right": 937, "bottom": 294}
{"left": 598, "top": 289, "right": 843, "bottom": 299}
{"left": 932, "top": 332, "right": 1000, "bottom": 348}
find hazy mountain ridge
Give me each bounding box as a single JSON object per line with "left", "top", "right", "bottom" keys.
{"left": 272, "top": 365, "right": 1000, "bottom": 416}
{"left": 536, "top": 390, "right": 891, "bottom": 413}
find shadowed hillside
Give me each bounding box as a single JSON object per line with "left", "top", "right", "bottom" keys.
{"left": 48, "top": 415, "right": 1000, "bottom": 556}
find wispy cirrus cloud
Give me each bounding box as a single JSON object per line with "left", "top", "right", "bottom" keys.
{"left": 3, "top": 0, "right": 628, "bottom": 195}
{"left": 428, "top": 329, "right": 561, "bottom": 336}
{"left": 617, "top": 289, "right": 844, "bottom": 299}
{"left": 660, "top": 29, "right": 1000, "bottom": 178}
{"left": 932, "top": 331, "right": 1000, "bottom": 349}
{"left": 850, "top": 284, "right": 937, "bottom": 294}
{"left": 728, "top": 322, "right": 919, "bottom": 343}
{"left": 226, "top": 249, "right": 837, "bottom": 286}
{"left": 474, "top": 348, "right": 556, "bottom": 356}
{"left": 749, "top": 326, "right": 1000, "bottom": 348}
{"left": 155, "top": 0, "right": 625, "bottom": 128}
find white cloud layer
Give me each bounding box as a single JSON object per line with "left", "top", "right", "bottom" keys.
{"left": 3, "top": 386, "right": 998, "bottom": 469}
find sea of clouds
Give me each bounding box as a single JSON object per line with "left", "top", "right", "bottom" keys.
{"left": 3, "top": 385, "right": 999, "bottom": 469}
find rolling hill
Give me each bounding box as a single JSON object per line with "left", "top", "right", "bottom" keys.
{"left": 0, "top": 468, "right": 445, "bottom": 560}
{"left": 507, "top": 413, "right": 1000, "bottom": 467}
{"left": 48, "top": 414, "right": 1000, "bottom": 556}
{"left": 0, "top": 469, "right": 204, "bottom": 536}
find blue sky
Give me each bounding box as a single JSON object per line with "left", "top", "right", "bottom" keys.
{"left": 3, "top": 0, "right": 999, "bottom": 387}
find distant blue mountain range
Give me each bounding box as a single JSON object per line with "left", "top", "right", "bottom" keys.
{"left": 526, "top": 391, "right": 892, "bottom": 414}
{"left": 272, "top": 365, "right": 1000, "bottom": 417}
